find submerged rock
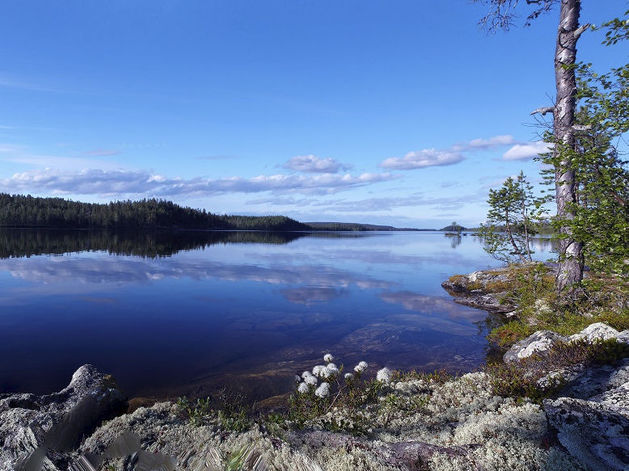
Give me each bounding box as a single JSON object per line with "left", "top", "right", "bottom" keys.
{"left": 503, "top": 330, "right": 567, "bottom": 363}
{"left": 0, "top": 364, "right": 125, "bottom": 471}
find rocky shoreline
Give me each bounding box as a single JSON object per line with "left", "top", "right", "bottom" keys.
{"left": 2, "top": 267, "right": 628, "bottom": 470}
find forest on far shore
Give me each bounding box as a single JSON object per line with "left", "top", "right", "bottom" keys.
{"left": 0, "top": 193, "right": 423, "bottom": 232}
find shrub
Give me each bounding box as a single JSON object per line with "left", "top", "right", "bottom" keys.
{"left": 487, "top": 338, "right": 629, "bottom": 401}
{"left": 176, "top": 388, "right": 252, "bottom": 431}
{"left": 285, "top": 354, "right": 392, "bottom": 434}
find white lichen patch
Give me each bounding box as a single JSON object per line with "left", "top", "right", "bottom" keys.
{"left": 452, "top": 402, "right": 547, "bottom": 444}
{"left": 79, "top": 370, "right": 588, "bottom": 471}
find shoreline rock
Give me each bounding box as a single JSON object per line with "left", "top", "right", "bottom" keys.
{"left": 440, "top": 267, "right": 517, "bottom": 314}
{"left": 0, "top": 364, "right": 126, "bottom": 471}
{"left": 2, "top": 357, "right": 628, "bottom": 470}
{"left": 503, "top": 330, "right": 567, "bottom": 363}
{"left": 544, "top": 377, "right": 629, "bottom": 471}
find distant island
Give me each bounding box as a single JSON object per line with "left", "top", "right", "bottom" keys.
{"left": 0, "top": 193, "right": 435, "bottom": 232}
{"left": 440, "top": 222, "right": 467, "bottom": 232}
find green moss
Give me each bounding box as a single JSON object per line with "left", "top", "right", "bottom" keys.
{"left": 176, "top": 388, "right": 252, "bottom": 431}
{"left": 484, "top": 263, "right": 628, "bottom": 348}
{"left": 393, "top": 368, "right": 454, "bottom": 384}
{"left": 483, "top": 279, "right": 513, "bottom": 293}
{"left": 448, "top": 274, "right": 467, "bottom": 284}
{"left": 489, "top": 308, "right": 629, "bottom": 348}
{"left": 488, "top": 321, "right": 536, "bottom": 348}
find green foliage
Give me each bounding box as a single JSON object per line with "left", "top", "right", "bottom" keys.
{"left": 536, "top": 11, "right": 629, "bottom": 277}
{"left": 478, "top": 172, "right": 549, "bottom": 263}
{"left": 488, "top": 321, "right": 536, "bottom": 348}
{"left": 600, "top": 8, "right": 629, "bottom": 46}
{"left": 286, "top": 375, "right": 383, "bottom": 433}
{"left": 507, "top": 262, "right": 556, "bottom": 309}
{"left": 488, "top": 338, "right": 629, "bottom": 401}
{"left": 392, "top": 368, "right": 454, "bottom": 385}
{"left": 377, "top": 392, "right": 430, "bottom": 427}
{"left": 491, "top": 307, "right": 629, "bottom": 349}
{"left": 224, "top": 445, "right": 265, "bottom": 471}
{"left": 280, "top": 358, "right": 394, "bottom": 436}
{"left": 490, "top": 308, "right": 629, "bottom": 349}
{"left": 0, "top": 193, "right": 309, "bottom": 231}
{"left": 485, "top": 263, "right": 628, "bottom": 347}
{"left": 487, "top": 361, "right": 564, "bottom": 402}
{"left": 176, "top": 396, "right": 212, "bottom": 427}
{"left": 176, "top": 388, "right": 252, "bottom": 431}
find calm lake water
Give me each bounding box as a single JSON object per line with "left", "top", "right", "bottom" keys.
{"left": 0, "top": 229, "right": 552, "bottom": 400}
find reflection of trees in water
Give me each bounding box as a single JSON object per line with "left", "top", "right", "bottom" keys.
{"left": 530, "top": 237, "right": 556, "bottom": 253}
{"left": 473, "top": 233, "right": 557, "bottom": 256}
{"left": 444, "top": 233, "right": 462, "bottom": 248}
{"left": 0, "top": 229, "right": 376, "bottom": 259}
{"left": 0, "top": 229, "right": 304, "bottom": 259}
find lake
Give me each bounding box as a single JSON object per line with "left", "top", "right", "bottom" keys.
{"left": 0, "top": 229, "right": 553, "bottom": 401}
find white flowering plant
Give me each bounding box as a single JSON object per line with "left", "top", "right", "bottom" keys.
{"left": 288, "top": 354, "right": 391, "bottom": 429}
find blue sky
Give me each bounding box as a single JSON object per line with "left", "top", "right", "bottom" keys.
{"left": 0, "top": 0, "right": 626, "bottom": 228}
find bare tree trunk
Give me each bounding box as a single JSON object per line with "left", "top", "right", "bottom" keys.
{"left": 521, "top": 198, "right": 533, "bottom": 262}
{"left": 505, "top": 209, "right": 526, "bottom": 263}
{"left": 553, "top": 0, "right": 585, "bottom": 293}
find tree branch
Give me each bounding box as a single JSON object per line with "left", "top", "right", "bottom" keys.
{"left": 574, "top": 23, "right": 591, "bottom": 40}
{"left": 572, "top": 124, "right": 592, "bottom": 132}
{"left": 531, "top": 106, "right": 555, "bottom": 116}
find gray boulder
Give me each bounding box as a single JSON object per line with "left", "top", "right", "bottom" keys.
{"left": 544, "top": 378, "right": 629, "bottom": 471}
{"left": 503, "top": 330, "right": 567, "bottom": 363}
{"left": 556, "top": 358, "right": 629, "bottom": 400}
{"left": 569, "top": 322, "right": 620, "bottom": 343}
{"left": 440, "top": 268, "right": 515, "bottom": 314}
{"left": 0, "top": 364, "right": 126, "bottom": 471}
{"left": 617, "top": 329, "right": 629, "bottom": 345}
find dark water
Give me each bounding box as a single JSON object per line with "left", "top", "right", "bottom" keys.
{"left": 0, "top": 229, "right": 552, "bottom": 400}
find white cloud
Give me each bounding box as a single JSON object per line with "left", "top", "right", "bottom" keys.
{"left": 0, "top": 168, "right": 395, "bottom": 197}
{"left": 465, "top": 134, "right": 516, "bottom": 149}
{"left": 246, "top": 191, "right": 486, "bottom": 214}
{"left": 282, "top": 154, "right": 351, "bottom": 173}
{"left": 380, "top": 135, "right": 517, "bottom": 171}
{"left": 503, "top": 141, "right": 551, "bottom": 160}
{"left": 380, "top": 149, "right": 464, "bottom": 170}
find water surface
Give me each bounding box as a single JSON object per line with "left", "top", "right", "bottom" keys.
{"left": 0, "top": 229, "right": 552, "bottom": 399}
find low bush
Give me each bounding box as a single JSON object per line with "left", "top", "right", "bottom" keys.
{"left": 487, "top": 338, "right": 629, "bottom": 401}
{"left": 176, "top": 388, "right": 251, "bottom": 432}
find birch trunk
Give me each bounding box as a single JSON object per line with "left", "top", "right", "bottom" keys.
{"left": 553, "top": 0, "right": 584, "bottom": 293}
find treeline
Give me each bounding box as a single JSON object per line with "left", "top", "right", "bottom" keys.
{"left": 306, "top": 222, "right": 423, "bottom": 231}
{"left": 0, "top": 194, "right": 309, "bottom": 231}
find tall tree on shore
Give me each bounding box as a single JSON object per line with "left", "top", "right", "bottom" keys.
{"left": 474, "top": 0, "right": 588, "bottom": 295}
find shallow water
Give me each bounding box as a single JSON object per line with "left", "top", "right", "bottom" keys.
{"left": 0, "top": 229, "right": 552, "bottom": 399}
